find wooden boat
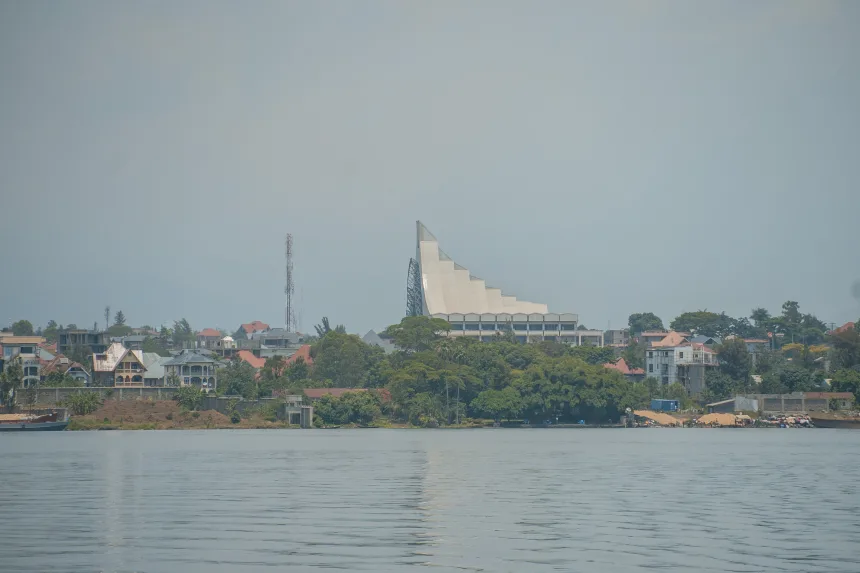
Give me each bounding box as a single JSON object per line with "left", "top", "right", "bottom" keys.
{"left": 808, "top": 414, "right": 860, "bottom": 429}
{"left": 0, "top": 411, "right": 69, "bottom": 432}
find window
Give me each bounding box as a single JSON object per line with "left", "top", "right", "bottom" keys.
{"left": 544, "top": 323, "right": 559, "bottom": 331}
{"left": 481, "top": 324, "right": 497, "bottom": 331}
{"left": 561, "top": 324, "right": 577, "bottom": 331}
{"left": 678, "top": 352, "right": 684, "bottom": 359}
{"left": 513, "top": 324, "right": 527, "bottom": 331}
{"left": 648, "top": 364, "right": 654, "bottom": 373}
{"left": 648, "top": 351, "right": 653, "bottom": 358}
{"left": 661, "top": 364, "right": 668, "bottom": 374}
{"left": 465, "top": 323, "right": 480, "bottom": 331}
{"left": 450, "top": 323, "right": 463, "bottom": 330}
{"left": 662, "top": 376, "right": 669, "bottom": 385}
{"left": 529, "top": 323, "right": 543, "bottom": 331}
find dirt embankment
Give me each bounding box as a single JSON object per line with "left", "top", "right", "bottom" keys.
{"left": 65, "top": 400, "right": 294, "bottom": 430}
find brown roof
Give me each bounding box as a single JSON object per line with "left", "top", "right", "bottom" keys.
{"left": 237, "top": 350, "right": 266, "bottom": 369}
{"left": 832, "top": 322, "right": 855, "bottom": 334}
{"left": 241, "top": 321, "right": 270, "bottom": 334}
{"left": 41, "top": 355, "right": 88, "bottom": 376}
{"left": 285, "top": 344, "right": 313, "bottom": 366}
{"left": 653, "top": 331, "right": 689, "bottom": 348}
{"left": 198, "top": 328, "right": 222, "bottom": 338}
{"left": 603, "top": 358, "right": 644, "bottom": 376}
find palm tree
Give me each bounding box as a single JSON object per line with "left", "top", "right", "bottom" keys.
{"left": 314, "top": 317, "right": 346, "bottom": 337}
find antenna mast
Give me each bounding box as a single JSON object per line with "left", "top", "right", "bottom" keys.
{"left": 285, "top": 233, "right": 295, "bottom": 331}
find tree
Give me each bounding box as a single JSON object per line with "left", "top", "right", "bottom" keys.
{"left": 628, "top": 313, "right": 664, "bottom": 335}
{"left": 172, "top": 319, "right": 195, "bottom": 347}
{"left": 622, "top": 338, "right": 646, "bottom": 369}
{"left": 830, "top": 369, "right": 860, "bottom": 403}
{"left": 0, "top": 357, "right": 24, "bottom": 411}
{"left": 670, "top": 311, "right": 733, "bottom": 337}
{"left": 311, "top": 332, "right": 381, "bottom": 387}
{"left": 43, "top": 320, "right": 59, "bottom": 343}
{"left": 174, "top": 386, "right": 205, "bottom": 410}
{"left": 11, "top": 320, "right": 34, "bottom": 336}
{"left": 314, "top": 317, "right": 346, "bottom": 337}
{"left": 219, "top": 360, "right": 256, "bottom": 397}
{"left": 106, "top": 323, "right": 133, "bottom": 337}
{"left": 750, "top": 308, "right": 771, "bottom": 327}
{"left": 382, "top": 316, "right": 451, "bottom": 353}
{"left": 702, "top": 370, "right": 736, "bottom": 403}
{"left": 715, "top": 337, "right": 752, "bottom": 387}
{"left": 142, "top": 337, "right": 171, "bottom": 357}
{"left": 114, "top": 310, "right": 126, "bottom": 326}
{"left": 470, "top": 387, "right": 523, "bottom": 422}
{"left": 44, "top": 371, "right": 84, "bottom": 388}
{"left": 830, "top": 328, "right": 860, "bottom": 370}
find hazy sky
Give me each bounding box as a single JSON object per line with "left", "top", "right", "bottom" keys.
{"left": 2, "top": 1, "right": 859, "bottom": 335}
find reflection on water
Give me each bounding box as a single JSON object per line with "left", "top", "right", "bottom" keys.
{"left": 1, "top": 429, "right": 859, "bottom": 572}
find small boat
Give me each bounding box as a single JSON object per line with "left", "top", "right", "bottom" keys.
{"left": 808, "top": 414, "right": 860, "bottom": 429}
{"left": 0, "top": 411, "right": 69, "bottom": 432}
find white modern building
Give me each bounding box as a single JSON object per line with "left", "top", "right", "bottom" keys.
{"left": 645, "top": 332, "right": 718, "bottom": 395}
{"left": 416, "top": 221, "right": 603, "bottom": 345}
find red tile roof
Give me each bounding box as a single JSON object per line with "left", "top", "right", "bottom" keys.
{"left": 652, "top": 331, "right": 689, "bottom": 348}
{"left": 241, "top": 321, "right": 270, "bottom": 334}
{"left": 285, "top": 344, "right": 313, "bottom": 366}
{"left": 198, "top": 328, "right": 222, "bottom": 338}
{"left": 603, "top": 358, "right": 645, "bottom": 376}
{"left": 832, "top": 322, "right": 856, "bottom": 334}
{"left": 237, "top": 350, "right": 266, "bottom": 369}
{"left": 39, "top": 342, "right": 58, "bottom": 354}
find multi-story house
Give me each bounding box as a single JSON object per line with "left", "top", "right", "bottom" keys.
{"left": 645, "top": 338, "right": 717, "bottom": 396}
{"left": 57, "top": 328, "right": 110, "bottom": 355}
{"left": 0, "top": 336, "right": 46, "bottom": 388}
{"left": 163, "top": 351, "right": 218, "bottom": 392}
{"left": 604, "top": 329, "right": 630, "bottom": 347}
{"left": 197, "top": 329, "right": 223, "bottom": 350}
{"left": 239, "top": 321, "right": 270, "bottom": 338}
{"left": 92, "top": 342, "right": 147, "bottom": 387}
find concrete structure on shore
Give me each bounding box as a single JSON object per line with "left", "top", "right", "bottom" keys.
{"left": 645, "top": 332, "right": 718, "bottom": 394}
{"left": 416, "top": 221, "right": 602, "bottom": 345}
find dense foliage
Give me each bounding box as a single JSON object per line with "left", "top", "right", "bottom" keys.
{"left": 174, "top": 386, "right": 205, "bottom": 411}
{"left": 63, "top": 391, "right": 102, "bottom": 415}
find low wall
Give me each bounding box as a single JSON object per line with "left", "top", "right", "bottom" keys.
{"left": 31, "top": 387, "right": 180, "bottom": 406}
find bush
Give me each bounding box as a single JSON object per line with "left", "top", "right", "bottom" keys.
{"left": 231, "top": 412, "right": 241, "bottom": 424}
{"left": 166, "top": 412, "right": 173, "bottom": 421}
{"left": 192, "top": 411, "right": 200, "bottom": 419}
{"left": 174, "top": 386, "right": 204, "bottom": 411}
{"left": 63, "top": 391, "right": 103, "bottom": 416}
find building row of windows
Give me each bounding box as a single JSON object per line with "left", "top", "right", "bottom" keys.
{"left": 450, "top": 323, "right": 578, "bottom": 331}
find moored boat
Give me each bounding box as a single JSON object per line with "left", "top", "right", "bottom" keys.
{"left": 808, "top": 414, "right": 860, "bottom": 429}
{"left": 0, "top": 410, "right": 69, "bottom": 432}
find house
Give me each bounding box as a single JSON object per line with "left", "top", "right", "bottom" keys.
{"left": 603, "top": 357, "right": 645, "bottom": 382}
{"left": 645, "top": 341, "right": 717, "bottom": 395}
{"left": 639, "top": 331, "right": 672, "bottom": 347}
{"left": 92, "top": 342, "right": 147, "bottom": 387}
{"left": 162, "top": 351, "right": 219, "bottom": 391}
{"left": 142, "top": 353, "right": 172, "bottom": 386}
{"left": 40, "top": 355, "right": 91, "bottom": 385}
{"left": 652, "top": 331, "right": 690, "bottom": 348}
{"left": 1, "top": 336, "right": 47, "bottom": 388}
{"left": 237, "top": 350, "right": 266, "bottom": 370}
{"left": 604, "top": 329, "right": 630, "bottom": 347}
{"left": 197, "top": 328, "right": 223, "bottom": 350}
{"left": 57, "top": 328, "right": 110, "bottom": 355}
{"left": 239, "top": 321, "right": 270, "bottom": 337}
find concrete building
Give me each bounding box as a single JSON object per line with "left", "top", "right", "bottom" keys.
{"left": 57, "top": 329, "right": 110, "bottom": 355}
{"left": 197, "top": 328, "right": 223, "bottom": 350}
{"left": 645, "top": 334, "right": 717, "bottom": 395}
{"left": 92, "top": 342, "right": 147, "bottom": 387}
{"left": 238, "top": 321, "right": 270, "bottom": 338}
{"left": 416, "top": 221, "right": 598, "bottom": 345}
{"left": 1, "top": 336, "right": 47, "bottom": 388}
{"left": 163, "top": 351, "right": 218, "bottom": 392}
{"left": 117, "top": 335, "right": 147, "bottom": 351}
{"left": 604, "top": 329, "right": 630, "bottom": 347}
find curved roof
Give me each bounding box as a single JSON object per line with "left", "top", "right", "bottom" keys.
{"left": 417, "top": 221, "right": 548, "bottom": 315}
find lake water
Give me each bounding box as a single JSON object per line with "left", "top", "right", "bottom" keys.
{"left": 1, "top": 429, "right": 859, "bottom": 572}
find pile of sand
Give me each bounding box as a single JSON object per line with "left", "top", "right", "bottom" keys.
{"left": 633, "top": 410, "right": 682, "bottom": 426}
{"left": 696, "top": 413, "right": 737, "bottom": 426}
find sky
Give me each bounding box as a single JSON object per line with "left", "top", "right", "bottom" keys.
{"left": 1, "top": 1, "right": 859, "bottom": 335}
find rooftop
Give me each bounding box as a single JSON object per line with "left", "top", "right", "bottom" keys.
{"left": 603, "top": 358, "right": 645, "bottom": 376}
{"left": 241, "top": 321, "right": 270, "bottom": 334}
{"left": 237, "top": 350, "right": 266, "bottom": 369}
{"left": 93, "top": 342, "right": 145, "bottom": 373}
{"left": 198, "top": 328, "right": 222, "bottom": 338}
{"left": 163, "top": 350, "right": 218, "bottom": 366}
